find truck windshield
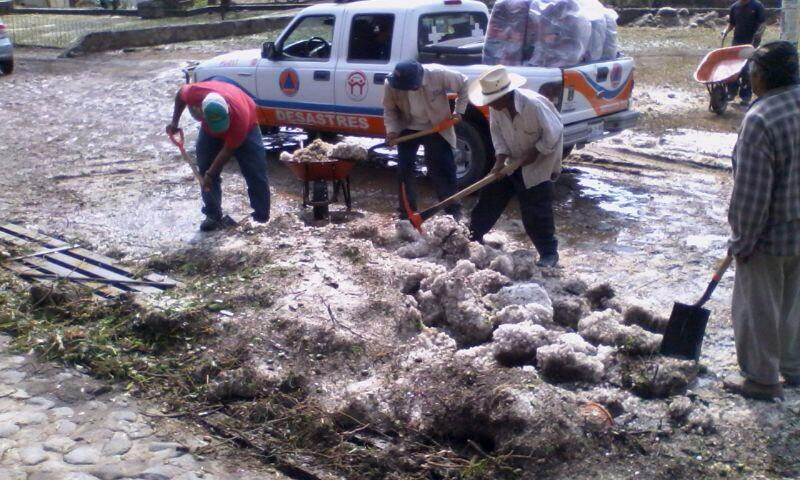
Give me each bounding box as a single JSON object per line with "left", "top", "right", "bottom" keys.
{"left": 281, "top": 15, "right": 336, "bottom": 60}
{"left": 418, "top": 12, "right": 487, "bottom": 49}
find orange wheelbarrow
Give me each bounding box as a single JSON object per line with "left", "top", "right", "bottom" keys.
{"left": 281, "top": 157, "right": 356, "bottom": 220}
{"left": 694, "top": 38, "right": 755, "bottom": 115}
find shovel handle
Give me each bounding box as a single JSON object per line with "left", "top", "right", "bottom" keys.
{"left": 168, "top": 129, "right": 185, "bottom": 151}
{"left": 387, "top": 117, "right": 460, "bottom": 147}
{"left": 695, "top": 254, "right": 733, "bottom": 307}
{"left": 418, "top": 158, "right": 523, "bottom": 219}
{"left": 167, "top": 129, "right": 204, "bottom": 186}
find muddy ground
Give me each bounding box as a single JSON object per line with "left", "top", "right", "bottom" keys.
{"left": 0, "top": 26, "right": 799, "bottom": 479}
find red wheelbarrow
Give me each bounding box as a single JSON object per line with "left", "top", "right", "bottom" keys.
{"left": 694, "top": 41, "right": 755, "bottom": 115}
{"left": 281, "top": 157, "right": 356, "bottom": 220}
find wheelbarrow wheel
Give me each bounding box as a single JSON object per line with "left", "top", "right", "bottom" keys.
{"left": 710, "top": 84, "right": 728, "bottom": 115}
{"left": 312, "top": 180, "right": 329, "bottom": 220}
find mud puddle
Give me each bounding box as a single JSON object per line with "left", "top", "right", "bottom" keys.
{"left": 601, "top": 128, "right": 737, "bottom": 170}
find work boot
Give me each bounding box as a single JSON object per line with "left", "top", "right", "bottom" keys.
{"left": 723, "top": 374, "right": 784, "bottom": 402}
{"left": 200, "top": 215, "right": 223, "bottom": 232}
{"left": 783, "top": 373, "right": 800, "bottom": 387}
{"left": 536, "top": 253, "right": 559, "bottom": 268}
{"left": 251, "top": 212, "right": 269, "bottom": 224}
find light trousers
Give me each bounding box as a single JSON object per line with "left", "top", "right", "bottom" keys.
{"left": 732, "top": 252, "right": 800, "bottom": 385}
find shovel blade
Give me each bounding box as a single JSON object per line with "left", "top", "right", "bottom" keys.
{"left": 400, "top": 183, "right": 423, "bottom": 231}
{"left": 660, "top": 302, "right": 710, "bottom": 361}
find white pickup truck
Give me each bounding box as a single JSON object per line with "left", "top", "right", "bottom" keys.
{"left": 187, "top": 0, "right": 639, "bottom": 187}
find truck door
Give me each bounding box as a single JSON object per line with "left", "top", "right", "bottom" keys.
{"left": 255, "top": 14, "right": 341, "bottom": 130}
{"left": 333, "top": 11, "right": 403, "bottom": 137}
{"left": 559, "top": 58, "right": 635, "bottom": 129}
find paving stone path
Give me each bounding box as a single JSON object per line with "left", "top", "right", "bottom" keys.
{"left": 0, "top": 334, "right": 283, "bottom": 480}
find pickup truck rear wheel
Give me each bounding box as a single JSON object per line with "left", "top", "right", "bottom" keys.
{"left": 453, "top": 121, "right": 487, "bottom": 189}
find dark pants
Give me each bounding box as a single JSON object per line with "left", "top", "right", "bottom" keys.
{"left": 397, "top": 130, "right": 460, "bottom": 217}
{"left": 728, "top": 35, "right": 759, "bottom": 103}
{"left": 469, "top": 170, "right": 557, "bottom": 257}
{"left": 197, "top": 125, "right": 270, "bottom": 221}
{"left": 727, "top": 60, "right": 752, "bottom": 102}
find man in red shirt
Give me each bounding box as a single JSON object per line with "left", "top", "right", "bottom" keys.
{"left": 166, "top": 81, "right": 270, "bottom": 231}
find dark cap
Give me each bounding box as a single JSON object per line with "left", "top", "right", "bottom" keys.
{"left": 387, "top": 60, "right": 424, "bottom": 91}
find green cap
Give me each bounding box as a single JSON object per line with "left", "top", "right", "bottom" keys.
{"left": 201, "top": 93, "right": 230, "bottom": 133}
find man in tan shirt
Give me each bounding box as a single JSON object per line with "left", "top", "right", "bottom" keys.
{"left": 383, "top": 60, "right": 469, "bottom": 218}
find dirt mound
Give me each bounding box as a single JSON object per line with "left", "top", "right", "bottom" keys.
{"left": 338, "top": 329, "right": 590, "bottom": 467}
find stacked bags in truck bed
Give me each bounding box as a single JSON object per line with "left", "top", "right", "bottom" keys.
{"left": 483, "top": 0, "right": 618, "bottom": 68}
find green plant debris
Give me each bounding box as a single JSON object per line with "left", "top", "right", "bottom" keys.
{"left": 338, "top": 244, "right": 366, "bottom": 264}
{"left": 0, "top": 274, "right": 213, "bottom": 387}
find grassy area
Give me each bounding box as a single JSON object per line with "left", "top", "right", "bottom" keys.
{"left": 5, "top": 11, "right": 286, "bottom": 48}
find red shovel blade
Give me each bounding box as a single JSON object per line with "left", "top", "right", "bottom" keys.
{"left": 400, "top": 183, "right": 423, "bottom": 231}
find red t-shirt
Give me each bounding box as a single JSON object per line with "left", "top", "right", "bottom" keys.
{"left": 179, "top": 81, "right": 258, "bottom": 148}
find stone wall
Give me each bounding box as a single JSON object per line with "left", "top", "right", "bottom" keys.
{"left": 609, "top": 0, "right": 779, "bottom": 8}
{"left": 61, "top": 14, "right": 291, "bottom": 57}
{"left": 617, "top": 6, "right": 780, "bottom": 25}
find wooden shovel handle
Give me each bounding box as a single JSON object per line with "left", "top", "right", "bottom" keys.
{"left": 388, "top": 117, "right": 460, "bottom": 146}
{"left": 419, "top": 158, "right": 523, "bottom": 218}
{"left": 695, "top": 253, "right": 733, "bottom": 307}
{"left": 712, "top": 254, "right": 734, "bottom": 282}
{"left": 168, "top": 129, "right": 204, "bottom": 186}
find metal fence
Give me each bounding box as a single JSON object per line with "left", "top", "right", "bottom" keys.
{"left": 3, "top": 2, "right": 303, "bottom": 48}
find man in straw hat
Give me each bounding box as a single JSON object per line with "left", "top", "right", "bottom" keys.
{"left": 383, "top": 60, "right": 469, "bottom": 219}
{"left": 467, "top": 65, "right": 563, "bottom": 267}
{"left": 167, "top": 80, "right": 270, "bottom": 231}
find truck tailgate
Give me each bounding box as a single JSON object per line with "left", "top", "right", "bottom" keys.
{"left": 559, "top": 57, "right": 635, "bottom": 126}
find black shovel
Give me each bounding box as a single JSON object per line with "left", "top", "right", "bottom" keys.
{"left": 660, "top": 254, "right": 733, "bottom": 361}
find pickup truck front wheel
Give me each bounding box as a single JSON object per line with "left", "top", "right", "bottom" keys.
{"left": 453, "top": 121, "right": 487, "bottom": 189}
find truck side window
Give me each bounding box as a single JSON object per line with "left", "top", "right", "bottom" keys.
{"left": 347, "top": 14, "right": 394, "bottom": 63}
{"left": 418, "top": 12, "right": 487, "bottom": 49}
{"left": 280, "top": 15, "right": 336, "bottom": 60}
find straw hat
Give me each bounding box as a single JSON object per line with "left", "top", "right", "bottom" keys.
{"left": 468, "top": 65, "right": 527, "bottom": 106}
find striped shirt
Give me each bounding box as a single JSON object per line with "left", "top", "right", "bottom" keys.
{"left": 729, "top": 85, "right": 800, "bottom": 257}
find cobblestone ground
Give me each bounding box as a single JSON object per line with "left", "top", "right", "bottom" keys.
{"left": 0, "top": 334, "right": 282, "bottom": 480}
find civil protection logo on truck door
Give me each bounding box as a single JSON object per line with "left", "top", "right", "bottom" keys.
{"left": 279, "top": 68, "right": 300, "bottom": 96}
{"left": 345, "top": 71, "right": 368, "bottom": 101}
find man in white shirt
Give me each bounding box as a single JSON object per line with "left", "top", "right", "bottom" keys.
{"left": 467, "top": 66, "right": 564, "bottom": 267}
{"left": 383, "top": 60, "right": 470, "bottom": 218}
